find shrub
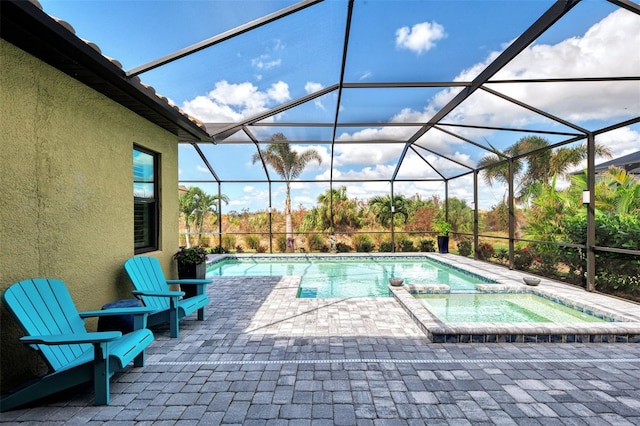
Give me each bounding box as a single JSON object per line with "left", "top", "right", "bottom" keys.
{"left": 276, "top": 235, "right": 287, "bottom": 253}
{"left": 398, "top": 237, "right": 416, "bottom": 252}
{"left": 222, "top": 234, "right": 236, "bottom": 251}
{"left": 476, "top": 241, "right": 494, "bottom": 260}
{"left": 597, "top": 259, "right": 640, "bottom": 297}
{"left": 256, "top": 245, "right": 267, "bottom": 253}
{"left": 307, "top": 234, "right": 325, "bottom": 251}
{"left": 235, "top": 245, "right": 244, "bottom": 253}
{"left": 244, "top": 234, "right": 260, "bottom": 250}
{"left": 531, "top": 244, "right": 559, "bottom": 276}
{"left": 210, "top": 245, "right": 228, "bottom": 254}
{"left": 564, "top": 212, "right": 640, "bottom": 297}
{"left": 336, "top": 242, "right": 352, "bottom": 253}
{"left": 495, "top": 248, "right": 509, "bottom": 263}
{"left": 352, "top": 234, "right": 375, "bottom": 252}
{"left": 514, "top": 247, "right": 535, "bottom": 270}
{"left": 378, "top": 240, "right": 394, "bottom": 252}
{"left": 419, "top": 239, "right": 436, "bottom": 252}
{"left": 457, "top": 240, "right": 472, "bottom": 257}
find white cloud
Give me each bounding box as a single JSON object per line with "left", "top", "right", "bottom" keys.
{"left": 334, "top": 164, "right": 396, "bottom": 180}
{"left": 305, "top": 81, "right": 326, "bottom": 110}
{"left": 332, "top": 143, "right": 405, "bottom": 167}
{"left": 445, "top": 9, "right": 640, "bottom": 126}
{"left": 250, "top": 39, "right": 284, "bottom": 70}
{"left": 395, "top": 21, "right": 446, "bottom": 55}
{"left": 448, "top": 175, "right": 475, "bottom": 200}
{"left": 228, "top": 187, "right": 270, "bottom": 210}
{"left": 359, "top": 71, "right": 372, "bottom": 81}
{"left": 290, "top": 144, "right": 329, "bottom": 171}
{"left": 305, "top": 82, "right": 324, "bottom": 94}
{"left": 267, "top": 81, "right": 291, "bottom": 103}
{"left": 344, "top": 181, "right": 392, "bottom": 200}
{"left": 292, "top": 195, "right": 315, "bottom": 207}
{"left": 397, "top": 151, "right": 473, "bottom": 179}
{"left": 272, "top": 39, "right": 285, "bottom": 51}
{"left": 595, "top": 126, "right": 640, "bottom": 159}
{"left": 342, "top": 8, "right": 640, "bottom": 161}
{"left": 196, "top": 165, "right": 209, "bottom": 174}
{"left": 251, "top": 55, "right": 282, "bottom": 70}
{"left": 182, "top": 80, "right": 290, "bottom": 122}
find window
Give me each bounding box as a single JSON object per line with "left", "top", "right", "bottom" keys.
{"left": 133, "top": 146, "right": 159, "bottom": 253}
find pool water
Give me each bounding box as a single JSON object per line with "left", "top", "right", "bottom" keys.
{"left": 208, "top": 257, "right": 493, "bottom": 298}
{"left": 414, "top": 293, "right": 608, "bottom": 323}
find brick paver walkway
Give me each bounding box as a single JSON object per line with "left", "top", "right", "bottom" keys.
{"left": 2, "top": 275, "right": 639, "bottom": 425}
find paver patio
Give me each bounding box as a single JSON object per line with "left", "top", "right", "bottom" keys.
{"left": 2, "top": 265, "right": 640, "bottom": 425}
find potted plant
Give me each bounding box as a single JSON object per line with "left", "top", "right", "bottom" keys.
{"left": 173, "top": 246, "right": 208, "bottom": 297}
{"left": 434, "top": 220, "right": 451, "bottom": 254}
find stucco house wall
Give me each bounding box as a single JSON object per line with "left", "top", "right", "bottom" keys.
{"left": 0, "top": 39, "right": 180, "bottom": 392}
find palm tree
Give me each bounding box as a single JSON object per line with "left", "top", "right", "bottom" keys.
{"left": 476, "top": 142, "right": 523, "bottom": 188}
{"left": 251, "top": 133, "right": 322, "bottom": 252}
{"left": 178, "top": 187, "right": 201, "bottom": 248}
{"left": 602, "top": 168, "right": 640, "bottom": 215}
{"left": 368, "top": 194, "right": 409, "bottom": 228}
{"left": 571, "top": 167, "right": 640, "bottom": 215}
{"left": 522, "top": 174, "right": 569, "bottom": 242}
{"left": 179, "top": 187, "right": 229, "bottom": 247}
{"left": 478, "top": 136, "right": 611, "bottom": 203}
{"left": 193, "top": 192, "right": 229, "bottom": 245}
{"left": 314, "top": 186, "right": 362, "bottom": 232}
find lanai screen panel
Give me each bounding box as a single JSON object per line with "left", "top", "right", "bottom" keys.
{"left": 35, "top": 0, "right": 640, "bottom": 214}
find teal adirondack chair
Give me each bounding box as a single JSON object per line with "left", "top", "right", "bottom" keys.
{"left": 124, "top": 256, "right": 212, "bottom": 338}
{"left": 0, "top": 278, "right": 154, "bottom": 411}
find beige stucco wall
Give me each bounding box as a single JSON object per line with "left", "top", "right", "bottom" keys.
{"left": 0, "top": 39, "right": 180, "bottom": 391}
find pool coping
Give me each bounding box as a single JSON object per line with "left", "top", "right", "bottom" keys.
{"left": 207, "top": 252, "right": 640, "bottom": 343}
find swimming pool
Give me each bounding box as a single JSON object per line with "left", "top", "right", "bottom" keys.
{"left": 207, "top": 255, "right": 496, "bottom": 298}
{"left": 207, "top": 254, "right": 640, "bottom": 343}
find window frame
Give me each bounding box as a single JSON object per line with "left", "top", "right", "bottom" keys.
{"left": 133, "top": 145, "right": 159, "bottom": 254}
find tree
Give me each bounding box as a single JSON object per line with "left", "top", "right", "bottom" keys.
{"left": 368, "top": 194, "right": 409, "bottom": 228}
{"left": 434, "top": 197, "right": 473, "bottom": 234}
{"left": 405, "top": 195, "right": 439, "bottom": 232}
{"left": 193, "top": 192, "right": 229, "bottom": 246}
{"left": 178, "top": 187, "right": 200, "bottom": 248}
{"left": 478, "top": 136, "right": 611, "bottom": 203}
{"left": 484, "top": 201, "right": 510, "bottom": 233}
{"left": 476, "top": 142, "right": 523, "bottom": 189}
{"left": 522, "top": 174, "right": 568, "bottom": 242}
{"left": 310, "top": 186, "right": 362, "bottom": 232}
{"left": 571, "top": 167, "right": 640, "bottom": 215}
{"left": 178, "top": 187, "right": 229, "bottom": 247}
{"left": 251, "top": 133, "right": 322, "bottom": 252}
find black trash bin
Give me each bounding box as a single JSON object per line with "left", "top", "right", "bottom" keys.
{"left": 97, "top": 299, "right": 143, "bottom": 334}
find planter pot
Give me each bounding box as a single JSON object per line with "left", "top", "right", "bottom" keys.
{"left": 437, "top": 236, "right": 449, "bottom": 254}
{"left": 523, "top": 277, "right": 541, "bottom": 286}
{"left": 389, "top": 277, "right": 404, "bottom": 287}
{"left": 178, "top": 262, "right": 207, "bottom": 298}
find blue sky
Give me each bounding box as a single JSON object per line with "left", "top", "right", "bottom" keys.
{"left": 40, "top": 1, "right": 640, "bottom": 212}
